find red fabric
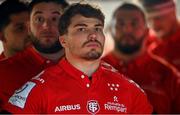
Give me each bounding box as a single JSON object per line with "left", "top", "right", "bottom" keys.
{"left": 147, "top": 28, "right": 180, "bottom": 113}
{"left": 103, "top": 47, "right": 180, "bottom": 113}
{"left": 103, "top": 52, "right": 150, "bottom": 78}
{"left": 102, "top": 31, "right": 180, "bottom": 113}
{"left": 5, "top": 58, "right": 152, "bottom": 114}
{"left": 0, "top": 46, "right": 56, "bottom": 111}
{"left": 151, "top": 28, "right": 180, "bottom": 72}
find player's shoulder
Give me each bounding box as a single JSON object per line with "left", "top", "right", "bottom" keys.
{"left": 101, "top": 61, "right": 144, "bottom": 93}
{"left": 101, "top": 61, "right": 119, "bottom": 73}
{"left": 31, "top": 63, "right": 63, "bottom": 84}
{"left": 101, "top": 61, "right": 127, "bottom": 80}
{"left": 7, "top": 66, "right": 59, "bottom": 109}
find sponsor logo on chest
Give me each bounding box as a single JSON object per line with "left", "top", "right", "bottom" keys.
{"left": 55, "top": 104, "right": 81, "bottom": 112}
{"left": 104, "top": 96, "right": 127, "bottom": 113}
{"left": 104, "top": 102, "right": 127, "bottom": 113}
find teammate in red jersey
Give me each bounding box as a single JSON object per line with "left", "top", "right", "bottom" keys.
{"left": 0, "top": 0, "right": 68, "bottom": 111}
{"left": 140, "top": 0, "right": 180, "bottom": 79}
{"left": 139, "top": 0, "right": 180, "bottom": 113}
{"left": 103, "top": 3, "right": 155, "bottom": 75}
{"left": 103, "top": 2, "right": 180, "bottom": 113}
{"left": 0, "top": 0, "right": 30, "bottom": 59}
{"left": 4, "top": 3, "right": 152, "bottom": 114}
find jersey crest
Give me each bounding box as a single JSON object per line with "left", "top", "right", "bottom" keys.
{"left": 87, "top": 100, "right": 100, "bottom": 114}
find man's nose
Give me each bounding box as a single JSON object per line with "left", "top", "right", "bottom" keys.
{"left": 123, "top": 24, "right": 133, "bottom": 33}
{"left": 42, "top": 20, "right": 51, "bottom": 29}
{"left": 88, "top": 31, "right": 97, "bottom": 41}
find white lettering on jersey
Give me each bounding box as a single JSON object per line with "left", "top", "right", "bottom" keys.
{"left": 87, "top": 100, "right": 100, "bottom": 114}
{"left": 104, "top": 102, "right": 127, "bottom": 113}
{"left": 54, "top": 104, "right": 81, "bottom": 112}
{"left": 8, "top": 81, "right": 36, "bottom": 109}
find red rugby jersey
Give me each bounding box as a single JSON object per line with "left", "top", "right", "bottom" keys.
{"left": 151, "top": 27, "right": 180, "bottom": 74}
{"left": 146, "top": 27, "right": 180, "bottom": 113}
{"left": 0, "top": 46, "right": 56, "bottom": 111}
{"left": 102, "top": 31, "right": 180, "bottom": 113}
{"left": 5, "top": 58, "right": 152, "bottom": 114}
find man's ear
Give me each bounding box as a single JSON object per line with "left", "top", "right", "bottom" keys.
{"left": 59, "top": 35, "right": 66, "bottom": 48}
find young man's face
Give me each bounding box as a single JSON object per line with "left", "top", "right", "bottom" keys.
{"left": 3, "top": 11, "right": 30, "bottom": 52}
{"left": 30, "top": 2, "right": 63, "bottom": 53}
{"left": 61, "top": 15, "right": 105, "bottom": 60}
{"left": 112, "top": 9, "right": 148, "bottom": 54}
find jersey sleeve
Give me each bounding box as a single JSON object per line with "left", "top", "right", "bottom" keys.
{"left": 129, "top": 80, "right": 153, "bottom": 114}
{"left": 3, "top": 77, "right": 47, "bottom": 114}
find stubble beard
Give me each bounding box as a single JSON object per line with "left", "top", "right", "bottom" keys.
{"left": 82, "top": 49, "right": 102, "bottom": 61}
{"left": 30, "top": 33, "right": 63, "bottom": 54}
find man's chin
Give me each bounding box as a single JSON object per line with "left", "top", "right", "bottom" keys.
{"left": 84, "top": 50, "right": 102, "bottom": 60}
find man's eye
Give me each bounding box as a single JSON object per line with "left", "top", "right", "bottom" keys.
{"left": 51, "top": 17, "right": 59, "bottom": 22}
{"left": 35, "top": 17, "right": 44, "bottom": 24}
{"left": 78, "top": 28, "right": 86, "bottom": 32}
{"left": 18, "top": 26, "right": 25, "bottom": 31}
{"left": 15, "top": 25, "right": 26, "bottom": 32}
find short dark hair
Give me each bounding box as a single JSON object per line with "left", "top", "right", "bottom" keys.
{"left": 59, "top": 3, "right": 105, "bottom": 36}
{"left": 113, "top": 3, "right": 146, "bottom": 22}
{"left": 29, "top": 0, "right": 69, "bottom": 13}
{"left": 0, "top": 0, "right": 29, "bottom": 32}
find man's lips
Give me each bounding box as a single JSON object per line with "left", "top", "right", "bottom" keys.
{"left": 85, "top": 42, "right": 100, "bottom": 48}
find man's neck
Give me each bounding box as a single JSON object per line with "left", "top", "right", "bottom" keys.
{"left": 66, "top": 56, "right": 100, "bottom": 77}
